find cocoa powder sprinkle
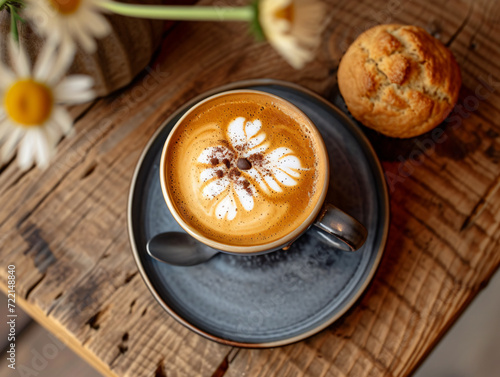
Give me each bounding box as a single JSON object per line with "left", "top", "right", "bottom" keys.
{"left": 228, "top": 168, "right": 241, "bottom": 179}
{"left": 248, "top": 153, "right": 264, "bottom": 164}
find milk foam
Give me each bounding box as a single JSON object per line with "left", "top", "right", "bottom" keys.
{"left": 197, "top": 117, "right": 304, "bottom": 220}
{"left": 165, "top": 91, "right": 326, "bottom": 246}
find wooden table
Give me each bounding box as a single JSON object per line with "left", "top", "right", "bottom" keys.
{"left": 1, "top": 0, "right": 499, "bottom": 376}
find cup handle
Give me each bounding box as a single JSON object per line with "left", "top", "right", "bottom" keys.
{"left": 312, "top": 204, "right": 368, "bottom": 252}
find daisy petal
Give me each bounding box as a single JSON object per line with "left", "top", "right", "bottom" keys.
{"left": 0, "top": 65, "right": 16, "bottom": 89}
{"left": 33, "top": 38, "right": 58, "bottom": 82}
{"left": 0, "top": 112, "right": 9, "bottom": 135}
{"left": 55, "top": 88, "right": 96, "bottom": 104}
{"left": 46, "top": 38, "right": 76, "bottom": 85}
{"left": 52, "top": 107, "right": 74, "bottom": 136}
{"left": 72, "top": 20, "right": 97, "bottom": 53}
{"left": 9, "top": 37, "right": 31, "bottom": 77}
{"left": 55, "top": 74, "right": 95, "bottom": 104}
{"left": 85, "top": 12, "right": 112, "bottom": 38}
{"left": 259, "top": 0, "right": 324, "bottom": 69}
{"left": 33, "top": 129, "right": 52, "bottom": 168}
{"left": 43, "top": 122, "right": 61, "bottom": 149}
{"left": 0, "top": 123, "right": 8, "bottom": 143}
{"left": 1, "top": 126, "right": 23, "bottom": 162}
{"left": 18, "top": 132, "right": 35, "bottom": 171}
{"left": 270, "top": 36, "right": 312, "bottom": 70}
{"left": 58, "top": 75, "right": 94, "bottom": 92}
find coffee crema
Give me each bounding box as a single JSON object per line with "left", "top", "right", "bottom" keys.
{"left": 164, "top": 92, "right": 326, "bottom": 246}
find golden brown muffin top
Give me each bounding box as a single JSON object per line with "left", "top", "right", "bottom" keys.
{"left": 338, "top": 24, "right": 461, "bottom": 138}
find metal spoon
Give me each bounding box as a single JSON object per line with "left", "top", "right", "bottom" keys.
{"left": 146, "top": 232, "right": 219, "bottom": 266}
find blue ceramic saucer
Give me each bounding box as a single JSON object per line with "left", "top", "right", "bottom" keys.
{"left": 128, "top": 79, "right": 389, "bottom": 348}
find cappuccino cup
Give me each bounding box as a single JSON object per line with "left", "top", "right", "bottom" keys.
{"left": 160, "top": 90, "right": 367, "bottom": 254}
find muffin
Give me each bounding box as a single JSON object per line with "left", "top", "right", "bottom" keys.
{"left": 337, "top": 24, "right": 461, "bottom": 138}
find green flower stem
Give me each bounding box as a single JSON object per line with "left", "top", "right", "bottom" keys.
{"left": 99, "top": 2, "right": 255, "bottom": 22}
{"left": 0, "top": 0, "right": 24, "bottom": 10}
{"left": 7, "top": 3, "right": 23, "bottom": 43}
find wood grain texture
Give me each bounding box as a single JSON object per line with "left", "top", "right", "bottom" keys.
{"left": 0, "top": 0, "right": 499, "bottom": 376}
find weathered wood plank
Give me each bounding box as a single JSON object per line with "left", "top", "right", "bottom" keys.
{"left": 0, "top": 0, "right": 499, "bottom": 376}
{"left": 0, "top": 0, "right": 334, "bottom": 374}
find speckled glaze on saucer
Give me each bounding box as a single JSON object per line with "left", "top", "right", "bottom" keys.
{"left": 128, "top": 79, "right": 389, "bottom": 348}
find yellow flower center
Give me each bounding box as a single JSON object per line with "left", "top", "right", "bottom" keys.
{"left": 4, "top": 80, "right": 54, "bottom": 126}
{"left": 49, "top": 0, "right": 82, "bottom": 15}
{"left": 275, "top": 4, "right": 295, "bottom": 22}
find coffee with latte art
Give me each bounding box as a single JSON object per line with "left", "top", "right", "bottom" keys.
{"left": 164, "top": 91, "right": 327, "bottom": 246}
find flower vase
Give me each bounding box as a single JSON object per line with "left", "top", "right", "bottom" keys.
{"left": 0, "top": 0, "right": 165, "bottom": 97}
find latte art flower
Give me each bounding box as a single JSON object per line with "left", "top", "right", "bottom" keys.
{"left": 197, "top": 117, "right": 304, "bottom": 220}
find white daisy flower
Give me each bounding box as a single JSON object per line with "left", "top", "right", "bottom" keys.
{"left": 258, "top": 0, "right": 325, "bottom": 69}
{"left": 198, "top": 117, "right": 304, "bottom": 220}
{"left": 0, "top": 38, "right": 95, "bottom": 171}
{"left": 24, "top": 0, "right": 112, "bottom": 54}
